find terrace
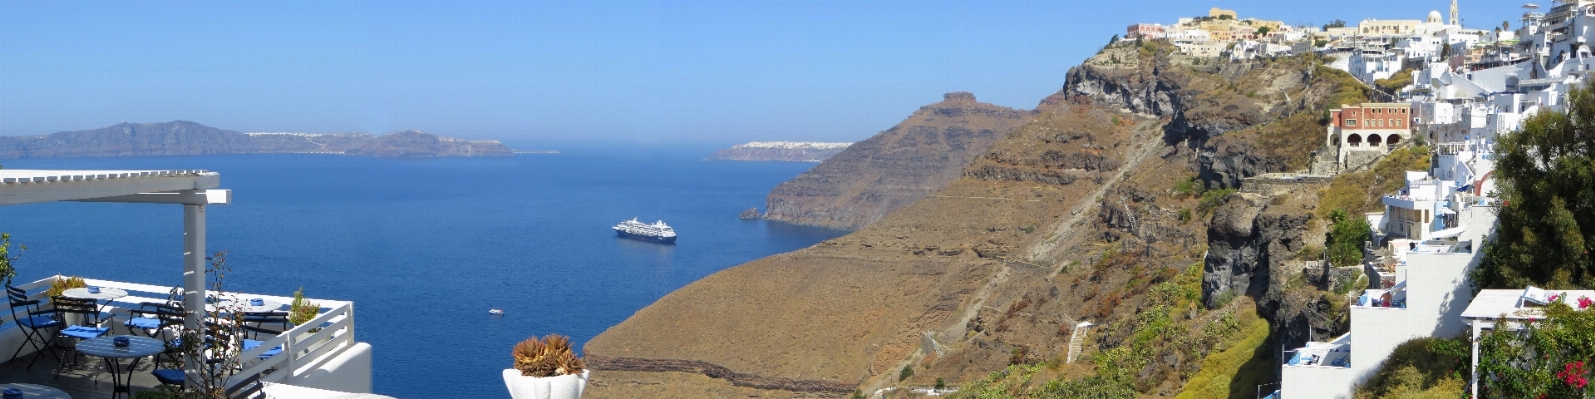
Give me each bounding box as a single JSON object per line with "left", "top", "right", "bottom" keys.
{"left": 1283, "top": 333, "right": 1352, "bottom": 369}
{"left": 0, "top": 169, "right": 377, "bottom": 398}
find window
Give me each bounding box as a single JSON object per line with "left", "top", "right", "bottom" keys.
{"left": 1347, "top": 119, "right": 1357, "bottom": 126}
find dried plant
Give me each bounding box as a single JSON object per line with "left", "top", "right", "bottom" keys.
{"left": 46, "top": 275, "right": 86, "bottom": 298}
{"left": 512, "top": 334, "right": 586, "bottom": 377}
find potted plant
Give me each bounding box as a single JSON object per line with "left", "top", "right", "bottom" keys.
{"left": 503, "top": 334, "right": 589, "bottom": 399}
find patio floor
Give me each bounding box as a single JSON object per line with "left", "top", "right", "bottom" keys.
{"left": 0, "top": 346, "right": 169, "bottom": 399}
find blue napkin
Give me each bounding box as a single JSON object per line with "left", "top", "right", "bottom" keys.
{"left": 114, "top": 336, "right": 130, "bottom": 347}
{"left": 3, "top": 388, "right": 20, "bottom": 398}
{"left": 250, "top": 298, "right": 265, "bottom": 306}
{"left": 87, "top": 286, "right": 101, "bottom": 294}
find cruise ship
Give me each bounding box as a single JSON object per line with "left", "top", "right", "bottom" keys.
{"left": 613, "top": 218, "right": 677, "bottom": 243}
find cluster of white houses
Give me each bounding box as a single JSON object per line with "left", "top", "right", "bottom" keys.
{"left": 1234, "top": 1, "right": 1595, "bottom": 398}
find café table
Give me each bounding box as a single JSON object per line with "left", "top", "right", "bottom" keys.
{"left": 0, "top": 383, "right": 71, "bottom": 399}
{"left": 216, "top": 298, "right": 285, "bottom": 314}
{"left": 76, "top": 335, "right": 163, "bottom": 399}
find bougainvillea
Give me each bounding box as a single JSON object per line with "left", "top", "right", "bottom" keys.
{"left": 1579, "top": 296, "right": 1593, "bottom": 310}
{"left": 1557, "top": 361, "right": 1589, "bottom": 389}
{"left": 1478, "top": 301, "right": 1595, "bottom": 398}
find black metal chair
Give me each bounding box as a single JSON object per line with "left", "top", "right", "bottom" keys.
{"left": 6, "top": 284, "right": 62, "bottom": 370}
{"left": 50, "top": 295, "right": 110, "bottom": 376}
{"left": 240, "top": 311, "right": 288, "bottom": 359}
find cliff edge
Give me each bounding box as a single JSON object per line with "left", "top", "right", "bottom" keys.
{"left": 761, "top": 92, "right": 1033, "bottom": 230}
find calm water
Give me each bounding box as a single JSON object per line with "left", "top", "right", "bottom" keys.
{"left": 0, "top": 145, "right": 846, "bottom": 398}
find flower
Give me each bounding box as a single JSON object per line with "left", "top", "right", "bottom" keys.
{"left": 1556, "top": 361, "right": 1589, "bottom": 389}
{"left": 1579, "top": 296, "right": 1592, "bottom": 310}
{"left": 1549, "top": 294, "right": 1561, "bottom": 302}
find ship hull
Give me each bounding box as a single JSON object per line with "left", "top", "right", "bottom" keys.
{"left": 616, "top": 230, "right": 677, "bottom": 244}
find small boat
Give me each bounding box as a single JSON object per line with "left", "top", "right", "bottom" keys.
{"left": 488, "top": 308, "right": 504, "bottom": 315}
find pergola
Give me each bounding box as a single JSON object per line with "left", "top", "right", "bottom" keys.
{"left": 0, "top": 169, "right": 230, "bottom": 372}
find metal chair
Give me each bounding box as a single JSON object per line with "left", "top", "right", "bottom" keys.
{"left": 240, "top": 311, "right": 288, "bottom": 359}
{"left": 6, "top": 284, "right": 62, "bottom": 370}
{"left": 50, "top": 295, "right": 110, "bottom": 376}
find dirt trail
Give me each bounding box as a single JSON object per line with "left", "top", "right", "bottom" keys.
{"left": 1024, "top": 119, "right": 1167, "bottom": 263}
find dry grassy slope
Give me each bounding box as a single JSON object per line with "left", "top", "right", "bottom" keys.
{"left": 763, "top": 92, "right": 1035, "bottom": 231}
{"left": 584, "top": 46, "right": 1341, "bottom": 398}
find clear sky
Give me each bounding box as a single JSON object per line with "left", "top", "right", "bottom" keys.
{"left": 0, "top": 1, "right": 1519, "bottom": 144}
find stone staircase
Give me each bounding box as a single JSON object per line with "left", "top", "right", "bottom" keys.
{"left": 1065, "top": 321, "right": 1094, "bottom": 364}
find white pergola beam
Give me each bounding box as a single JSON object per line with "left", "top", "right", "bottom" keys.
{"left": 78, "top": 189, "right": 231, "bottom": 205}
{"left": 0, "top": 170, "right": 219, "bottom": 205}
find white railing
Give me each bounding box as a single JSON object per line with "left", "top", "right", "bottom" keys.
{"left": 0, "top": 277, "right": 357, "bottom": 392}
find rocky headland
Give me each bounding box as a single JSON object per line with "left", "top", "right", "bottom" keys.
{"left": 0, "top": 121, "right": 512, "bottom": 159}
{"left": 760, "top": 92, "right": 1034, "bottom": 231}
{"left": 584, "top": 43, "right": 1371, "bottom": 398}
{"left": 705, "top": 142, "right": 852, "bottom": 162}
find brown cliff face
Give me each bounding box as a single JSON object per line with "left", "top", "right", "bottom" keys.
{"left": 0, "top": 121, "right": 512, "bottom": 159}
{"left": 761, "top": 92, "right": 1034, "bottom": 231}
{"left": 584, "top": 46, "right": 1357, "bottom": 398}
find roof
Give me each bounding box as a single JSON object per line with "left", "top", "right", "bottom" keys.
{"left": 1462, "top": 288, "right": 1595, "bottom": 320}
{"left": 0, "top": 169, "right": 223, "bottom": 206}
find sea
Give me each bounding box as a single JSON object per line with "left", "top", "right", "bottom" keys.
{"left": 0, "top": 144, "right": 847, "bottom": 398}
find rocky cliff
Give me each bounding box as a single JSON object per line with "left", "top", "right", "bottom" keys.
{"left": 705, "top": 142, "right": 851, "bottom": 162}
{"left": 761, "top": 92, "right": 1034, "bottom": 230}
{"left": 0, "top": 121, "right": 512, "bottom": 159}
{"left": 584, "top": 45, "right": 1366, "bottom": 398}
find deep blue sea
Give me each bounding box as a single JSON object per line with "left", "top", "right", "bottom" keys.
{"left": 0, "top": 145, "right": 845, "bottom": 398}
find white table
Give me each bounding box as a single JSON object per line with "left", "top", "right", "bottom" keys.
{"left": 61, "top": 286, "right": 128, "bottom": 301}
{"left": 0, "top": 383, "right": 71, "bottom": 399}
{"left": 78, "top": 335, "right": 163, "bottom": 399}
{"left": 218, "top": 298, "right": 285, "bottom": 314}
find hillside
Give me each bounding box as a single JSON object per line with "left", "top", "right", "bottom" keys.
{"left": 761, "top": 92, "right": 1034, "bottom": 230}
{"left": 0, "top": 121, "right": 512, "bottom": 159}
{"left": 584, "top": 42, "right": 1363, "bottom": 398}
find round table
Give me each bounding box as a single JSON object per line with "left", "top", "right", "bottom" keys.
{"left": 77, "top": 335, "right": 164, "bottom": 399}
{"left": 218, "top": 298, "right": 285, "bottom": 313}
{"left": 61, "top": 286, "right": 129, "bottom": 301}
{"left": 0, "top": 383, "right": 71, "bottom": 399}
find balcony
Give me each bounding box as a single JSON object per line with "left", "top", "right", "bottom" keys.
{"left": 0, "top": 276, "right": 370, "bottom": 398}
{"left": 1283, "top": 333, "right": 1352, "bottom": 368}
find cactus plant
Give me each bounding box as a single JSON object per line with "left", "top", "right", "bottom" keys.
{"left": 512, "top": 334, "right": 586, "bottom": 377}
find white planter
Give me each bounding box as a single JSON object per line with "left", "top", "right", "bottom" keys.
{"left": 502, "top": 369, "right": 589, "bottom": 399}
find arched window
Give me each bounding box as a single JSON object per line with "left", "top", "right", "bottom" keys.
{"left": 1388, "top": 134, "right": 1403, "bottom": 146}
{"left": 1348, "top": 134, "right": 1363, "bottom": 147}
{"left": 1369, "top": 134, "right": 1384, "bottom": 146}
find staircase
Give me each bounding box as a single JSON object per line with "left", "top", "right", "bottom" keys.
{"left": 1065, "top": 321, "right": 1094, "bottom": 364}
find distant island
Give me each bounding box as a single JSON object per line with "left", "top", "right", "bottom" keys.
{"left": 0, "top": 121, "right": 514, "bottom": 159}
{"left": 704, "top": 141, "right": 851, "bottom": 162}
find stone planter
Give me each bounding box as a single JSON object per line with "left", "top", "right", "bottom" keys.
{"left": 502, "top": 369, "right": 589, "bottom": 399}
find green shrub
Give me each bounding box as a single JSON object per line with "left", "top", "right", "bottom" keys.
{"left": 1172, "top": 176, "right": 1200, "bottom": 198}
{"left": 1354, "top": 337, "right": 1469, "bottom": 399}
{"left": 900, "top": 365, "right": 915, "bottom": 381}
{"left": 1327, "top": 209, "right": 1371, "bottom": 267}
{"left": 1178, "top": 208, "right": 1193, "bottom": 224}
{"left": 1197, "top": 188, "right": 1237, "bottom": 214}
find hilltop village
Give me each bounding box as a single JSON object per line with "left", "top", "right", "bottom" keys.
{"left": 1123, "top": 2, "right": 1588, "bottom": 398}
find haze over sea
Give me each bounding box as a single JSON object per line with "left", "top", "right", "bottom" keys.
{"left": 0, "top": 145, "right": 845, "bottom": 398}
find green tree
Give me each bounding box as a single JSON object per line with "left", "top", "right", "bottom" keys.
{"left": 1327, "top": 209, "right": 1371, "bottom": 267}
{"left": 899, "top": 365, "right": 914, "bottom": 381}
{"left": 1477, "top": 82, "right": 1595, "bottom": 289}
{"left": 1323, "top": 19, "right": 1346, "bottom": 30}
{"left": 0, "top": 233, "right": 23, "bottom": 286}
{"left": 1256, "top": 26, "right": 1271, "bottom": 37}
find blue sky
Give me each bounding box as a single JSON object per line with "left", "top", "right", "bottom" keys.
{"left": 0, "top": 1, "right": 1519, "bottom": 145}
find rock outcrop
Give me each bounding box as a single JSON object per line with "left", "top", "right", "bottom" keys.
{"left": 762, "top": 92, "right": 1034, "bottom": 230}
{"left": 0, "top": 121, "right": 512, "bottom": 159}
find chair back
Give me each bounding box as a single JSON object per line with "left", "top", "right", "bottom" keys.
{"left": 5, "top": 285, "right": 34, "bottom": 316}
{"left": 51, "top": 296, "right": 103, "bottom": 325}
{"left": 241, "top": 311, "right": 290, "bottom": 339}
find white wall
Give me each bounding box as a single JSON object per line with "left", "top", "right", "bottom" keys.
{"left": 1281, "top": 365, "right": 1357, "bottom": 399}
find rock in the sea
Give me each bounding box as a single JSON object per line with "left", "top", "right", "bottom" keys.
{"left": 738, "top": 208, "right": 761, "bottom": 219}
